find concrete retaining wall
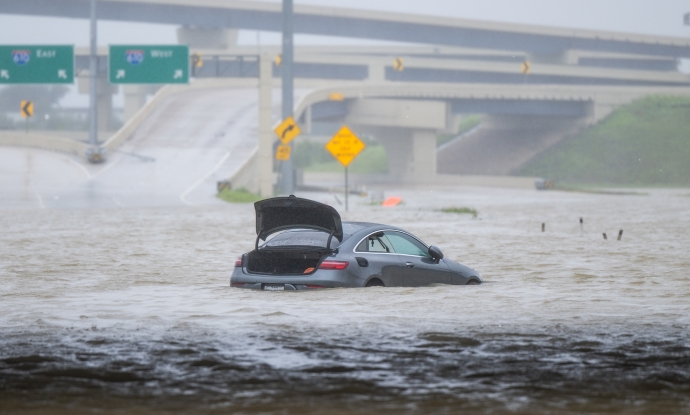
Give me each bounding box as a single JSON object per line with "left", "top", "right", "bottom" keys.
{"left": 0, "top": 131, "right": 88, "bottom": 156}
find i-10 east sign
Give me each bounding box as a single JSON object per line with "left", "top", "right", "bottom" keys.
{"left": 0, "top": 45, "right": 74, "bottom": 84}
{"left": 109, "top": 45, "right": 189, "bottom": 84}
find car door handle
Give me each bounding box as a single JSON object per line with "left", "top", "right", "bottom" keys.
{"left": 405, "top": 262, "right": 414, "bottom": 268}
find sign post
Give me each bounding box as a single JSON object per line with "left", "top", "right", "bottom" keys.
{"left": 0, "top": 45, "right": 74, "bottom": 84}
{"left": 109, "top": 45, "right": 189, "bottom": 84}
{"left": 274, "top": 115, "right": 300, "bottom": 163}
{"left": 20, "top": 100, "right": 33, "bottom": 133}
{"left": 325, "top": 126, "right": 366, "bottom": 211}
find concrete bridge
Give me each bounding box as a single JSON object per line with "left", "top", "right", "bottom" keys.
{"left": 3, "top": 0, "right": 690, "bottom": 64}
{"left": 4, "top": 0, "right": 690, "bottom": 194}
{"left": 292, "top": 83, "right": 690, "bottom": 181}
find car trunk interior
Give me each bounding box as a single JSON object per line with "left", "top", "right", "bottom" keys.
{"left": 246, "top": 249, "right": 327, "bottom": 275}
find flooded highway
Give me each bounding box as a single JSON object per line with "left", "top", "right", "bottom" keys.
{"left": 1, "top": 179, "right": 689, "bottom": 414}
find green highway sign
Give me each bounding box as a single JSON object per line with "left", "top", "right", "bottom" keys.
{"left": 0, "top": 45, "right": 74, "bottom": 84}
{"left": 109, "top": 45, "right": 189, "bottom": 84}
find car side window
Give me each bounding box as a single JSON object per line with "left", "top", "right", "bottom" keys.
{"left": 385, "top": 231, "right": 430, "bottom": 257}
{"left": 355, "top": 233, "right": 395, "bottom": 253}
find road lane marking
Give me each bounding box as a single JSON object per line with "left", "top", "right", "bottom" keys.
{"left": 33, "top": 189, "right": 46, "bottom": 209}
{"left": 64, "top": 157, "right": 92, "bottom": 180}
{"left": 179, "top": 151, "right": 231, "bottom": 206}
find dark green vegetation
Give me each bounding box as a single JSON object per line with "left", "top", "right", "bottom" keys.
{"left": 437, "top": 115, "right": 481, "bottom": 147}
{"left": 518, "top": 96, "right": 690, "bottom": 187}
{"left": 294, "top": 136, "right": 388, "bottom": 174}
{"left": 217, "top": 188, "right": 262, "bottom": 203}
{"left": 441, "top": 207, "right": 478, "bottom": 218}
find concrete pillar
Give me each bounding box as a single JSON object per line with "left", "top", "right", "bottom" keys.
{"left": 374, "top": 128, "right": 413, "bottom": 180}
{"left": 304, "top": 105, "right": 312, "bottom": 134}
{"left": 368, "top": 62, "right": 386, "bottom": 82}
{"left": 411, "top": 129, "right": 437, "bottom": 179}
{"left": 177, "top": 26, "right": 238, "bottom": 49}
{"left": 258, "top": 53, "right": 274, "bottom": 197}
{"left": 123, "top": 85, "right": 159, "bottom": 123}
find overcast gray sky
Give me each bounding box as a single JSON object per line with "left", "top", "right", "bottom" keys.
{"left": 1, "top": 0, "right": 689, "bottom": 107}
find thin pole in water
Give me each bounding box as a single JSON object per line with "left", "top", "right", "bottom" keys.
{"left": 603, "top": 233, "right": 607, "bottom": 240}
{"left": 617, "top": 229, "right": 623, "bottom": 241}
{"left": 541, "top": 223, "right": 545, "bottom": 232}
{"left": 579, "top": 217, "right": 584, "bottom": 236}
{"left": 345, "top": 166, "right": 348, "bottom": 212}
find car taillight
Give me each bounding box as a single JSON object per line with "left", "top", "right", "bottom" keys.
{"left": 231, "top": 282, "right": 245, "bottom": 287}
{"left": 234, "top": 256, "right": 243, "bottom": 267}
{"left": 318, "top": 260, "right": 349, "bottom": 270}
{"left": 304, "top": 284, "right": 325, "bottom": 289}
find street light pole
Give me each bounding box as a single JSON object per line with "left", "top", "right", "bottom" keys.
{"left": 86, "top": 0, "right": 104, "bottom": 162}
{"left": 89, "top": 0, "right": 98, "bottom": 150}
{"left": 280, "top": 0, "right": 295, "bottom": 194}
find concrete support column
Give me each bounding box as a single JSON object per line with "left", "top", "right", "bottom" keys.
{"left": 123, "top": 86, "right": 146, "bottom": 123}
{"left": 411, "top": 129, "right": 437, "bottom": 179}
{"left": 177, "top": 26, "right": 238, "bottom": 49}
{"left": 374, "top": 128, "right": 413, "bottom": 180}
{"left": 123, "top": 85, "right": 159, "bottom": 123}
{"left": 258, "top": 53, "right": 274, "bottom": 197}
{"left": 368, "top": 62, "right": 386, "bottom": 82}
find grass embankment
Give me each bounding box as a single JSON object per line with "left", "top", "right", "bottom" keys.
{"left": 217, "top": 188, "right": 262, "bottom": 203}
{"left": 295, "top": 137, "right": 388, "bottom": 174}
{"left": 437, "top": 115, "right": 481, "bottom": 147}
{"left": 518, "top": 96, "right": 690, "bottom": 187}
{"left": 441, "top": 207, "right": 478, "bottom": 218}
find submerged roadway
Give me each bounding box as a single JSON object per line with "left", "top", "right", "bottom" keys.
{"left": 0, "top": 87, "right": 274, "bottom": 209}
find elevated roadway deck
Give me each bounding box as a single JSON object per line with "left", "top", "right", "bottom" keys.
{"left": 2, "top": 0, "right": 690, "bottom": 60}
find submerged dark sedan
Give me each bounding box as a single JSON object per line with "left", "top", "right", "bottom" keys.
{"left": 231, "top": 196, "right": 482, "bottom": 290}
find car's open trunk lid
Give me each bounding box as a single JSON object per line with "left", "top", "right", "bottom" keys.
{"left": 247, "top": 196, "right": 342, "bottom": 276}
{"left": 254, "top": 196, "right": 343, "bottom": 242}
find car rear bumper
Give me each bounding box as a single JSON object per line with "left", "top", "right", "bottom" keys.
{"left": 230, "top": 267, "right": 360, "bottom": 289}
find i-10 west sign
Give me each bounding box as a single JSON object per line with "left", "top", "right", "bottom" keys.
{"left": 109, "top": 45, "right": 189, "bottom": 84}
{"left": 0, "top": 45, "right": 74, "bottom": 84}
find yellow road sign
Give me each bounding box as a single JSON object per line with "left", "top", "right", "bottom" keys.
{"left": 191, "top": 53, "right": 203, "bottom": 68}
{"left": 325, "top": 126, "right": 366, "bottom": 167}
{"left": 274, "top": 116, "right": 301, "bottom": 144}
{"left": 521, "top": 60, "right": 531, "bottom": 74}
{"left": 20, "top": 100, "right": 33, "bottom": 118}
{"left": 275, "top": 54, "right": 282, "bottom": 66}
{"left": 276, "top": 144, "right": 291, "bottom": 161}
{"left": 393, "top": 57, "right": 404, "bottom": 71}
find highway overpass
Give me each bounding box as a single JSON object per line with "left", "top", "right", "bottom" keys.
{"left": 3, "top": 0, "right": 690, "bottom": 65}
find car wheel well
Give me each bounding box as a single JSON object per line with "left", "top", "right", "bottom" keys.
{"left": 466, "top": 278, "right": 481, "bottom": 285}
{"left": 365, "top": 278, "right": 385, "bottom": 287}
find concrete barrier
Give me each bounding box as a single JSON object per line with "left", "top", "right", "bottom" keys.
{"left": 303, "top": 172, "right": 536, "bottom": 189}
{"left": 227, "top": 148, "right": 259, "bottom": 193}
{"left": 0, "top": 131, "right": 88, "bottom": 156}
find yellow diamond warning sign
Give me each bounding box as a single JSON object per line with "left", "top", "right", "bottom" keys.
{"left": 325, "top": 126, "right": 366, "bottom": 167}
{"left": 274, "top": 116, "right": 301, "bottom": 144}
{"left": 275, "top": 144, "right": 291, "bottom": 161}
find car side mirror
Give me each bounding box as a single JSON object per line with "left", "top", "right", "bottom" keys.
{"left": 428, "top": 245, "right": 444, "bottom": 262}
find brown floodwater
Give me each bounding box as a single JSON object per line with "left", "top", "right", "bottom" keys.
{"left": 1, "top": 186, "right": 689, "bottom": 414}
